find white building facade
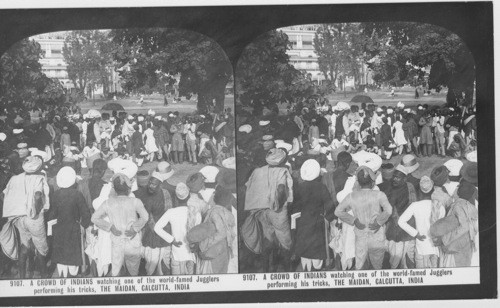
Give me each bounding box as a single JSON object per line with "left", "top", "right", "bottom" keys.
{"left": 279, "top": 24, "right": 373, "bottom": 90}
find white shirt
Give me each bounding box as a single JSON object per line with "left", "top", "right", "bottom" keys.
{"left": 154, "top": 206, "right": 196, "bottom": 262}
{"left": 398, "top": 200, "right": 445, "bottom": 256}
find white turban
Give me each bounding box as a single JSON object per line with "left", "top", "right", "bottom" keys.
{"left": 352, "top": 150, "right": 382, "bottom": 173}
{"left": 199, "top": 166, "right": 219, "bottom": 183}
{"left": 238, "top": 124, "right": 252, "bottom": 134}
{"left": 300, "top": 159, "right": 320, "bottom": 181}
{"left": 57, "top": 166, "right": 76, "bottom": 189}
{"left": 444, "top": 159, "right": 463, "bottom": 177}
{"left": 108, "top": 157, "right": 138, "bottom": 180}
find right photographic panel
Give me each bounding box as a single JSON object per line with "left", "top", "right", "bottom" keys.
{"left": 235, "top": 23, "right": 478, "bottom": 276}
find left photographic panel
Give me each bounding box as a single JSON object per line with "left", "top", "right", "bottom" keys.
{"left": 0, "top": 28, "right": 237, "bottom": 288}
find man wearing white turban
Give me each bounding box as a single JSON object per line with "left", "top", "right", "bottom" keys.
{"left": 1, "top": 156, "right": 51, "bottom": 278}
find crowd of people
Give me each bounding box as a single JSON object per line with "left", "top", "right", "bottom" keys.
{"left": 0, "top": 103, "right": 237, "bottom": 278}
{"left": 238, "top": 99, "right": 478, "bottom": 272}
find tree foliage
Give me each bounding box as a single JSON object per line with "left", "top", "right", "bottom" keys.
{"left": 63, "top": 30, "right": 116, "bottom": 99}
{"left": 236, "top": 30, "right": 319, "bottom": 109}
{"left": 0, "top": 38, "right": 64, "bottom": 108}
{"left": 111, "top": 28, "right": 232, "bottom": 113}
{"left": 361, "top": 22, "right": 475, "bottom": 105}
{"left": 313, "top": 23, "right": 366, "bottom": 88}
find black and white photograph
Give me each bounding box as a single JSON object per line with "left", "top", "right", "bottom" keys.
{"left": 236, "top": 22, "right": 479, "bottom": 273}
{"left": 0, "top": 27, "right": 237, "bottom": 281}
{"left": 0, "top": 1, "right": 496, "bottom": 306}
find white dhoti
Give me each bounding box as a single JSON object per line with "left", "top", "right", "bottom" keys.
{"left": 143, "top": 246, "right": 171, "bottom": 275}
{"left": 57, "top": 264, "right": 79, "bottom": 278}
{"left": 301, "top": 258, "right": 323, "bottom": 272}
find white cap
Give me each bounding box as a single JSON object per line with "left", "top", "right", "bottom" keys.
{"left": 175, "top": 182, "right": 190, "bottom": 200}
{"left": 443, "top": 159, "right": 463, "bottom": 177}
{"left": 352, "top": 150, "right": 383, "bottom": 173}
{"left": 0, "top": 133, "right": 6, "bottom": 141}
{"left": 147, "top": 109, "right": 156, "bottom": 116}
{"left": 300, "top": 159, "right": 320, "bottom": 181}
{"left": 108, "top": 157, "right": 139, "bottom": 179}
{"left": 221, "top": 157, "right": 236, "bottom": 170}
{"left": 259, "top": 120, "right": 270, "bottom": 126}
{"left": 127, "top": 115, "right": 134, "bottom": 120}
{"left": 31, "top": 149, "right": 49, "bottom": 162}
{"left": 57, "top": 166, "right": 76, "bottom": 189}
{"left": 199, "top": 166, "right": 219, "bottom": 183}
{"left": 276, "top": 142, "right": 292, "bottom": 152}
{"left": 466, "top": 151, "right": 477, "bottom": 163}
{"left": 238, "top": 124, "right": 252, "bottom": 133}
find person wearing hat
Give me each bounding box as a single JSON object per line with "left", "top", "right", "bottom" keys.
{"left": 154, "top": 182, "right": 197, "bottom": 275}
{"left": 60, "top": 125, "right": 72, "bottom": 156}
{"left": 194, "top": 185, "right": 236, "bottom": 274}
{"left": 294, "top": 159, "right": 335, "bottom": 271}
{"left": 436, "top": 180, "right": 478, "bottom": 267}
{"left": 378, "top": 164, "right": 418, "bottom": 269}
{"left": 198, "top": 165, "right": 220, "bottom": 205}
{"left": 443, "top": 159, "right": 463, "bottom": 197}
{"left": 91, "top": 172, "right": 149, "bottom": 276}
{"left": 399, "top": 154, "right": 421, "bottom": 191}
{"left": 430, "top": 166, "right": 453, "bottom": 212}
{"left": 398, "top": 176, "right": 444, "bottom": 268}
{"left": 1, "top": 155, "right": 51, "bottom": 278}
{"left": 135, "top": 172, "right": 174, "bottom": 275}
{"left": 460, "top": 162, "right": 478, "bottom": 187}
{"left": 243, "top": 148, "right": 294, "bottom": 257}
{"left": 335, "top": 166, "right": 393, "bottom": 270}
{"left": 186, "top": 172, "right": 210, "bottom": 221}
{"left": 49, "top": 166, "right": 91, "bottom": 277}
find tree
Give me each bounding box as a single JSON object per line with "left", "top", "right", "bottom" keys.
{"left": 236, "top": 30, "right": 306, "bottom": 110}
{"left": 361, "top": 22, "right": 475, "bottom": 105}
{"left": 63, "top": 30, "right": 115, "bottom": 100}
{"left": 0, "top": 38, "right": 65, "bottom": 109}
{"left": 0, "top": 39, "right": 48, "bottom": 108}
{"left": 313, "top": 23, "right": 365, "bottom": 95}
{"left": 111, "top": 28, "right": 232, "bottom": 113}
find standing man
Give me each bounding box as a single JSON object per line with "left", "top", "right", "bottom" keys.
{"left": 91, "top": 173, "right": 149, "bottom": 276}
{"left": 2, "top": 156, "right": 51, "bottom": 278}
{"left": 135, "top": 174, "right": 173, "bottom": 275}
{"left": 243, "top": 148, "right": 294, "bottom": 256}
{"left": 335, "top": 166, "right": 392, "bottom": 270}
{"left": 399, "top": 176, "right": 444, "bottom": 268}
{"left": 378, "top": 165, "right": 417, "bottom": 269}
{"left": 154, "top": 183, "right": 198, "bottom": 275}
